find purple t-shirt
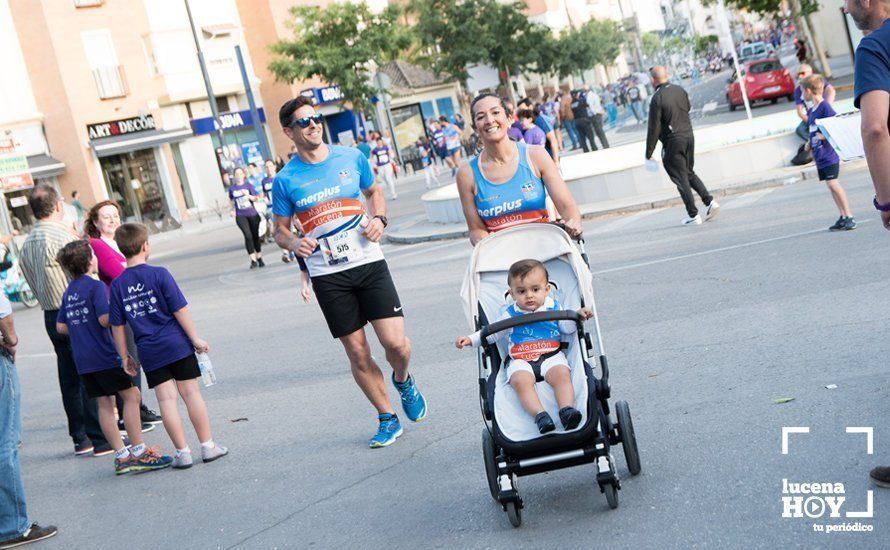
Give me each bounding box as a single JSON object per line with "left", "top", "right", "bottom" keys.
{"left": 508, "top": 120, "right": 525, "bottom": 142}
{"left": 228, "top": 182, "right": 258, "bottom": 217}
{"left": 793, "top": 77, "right": 831, "bottom": 105}
{"left": 371, "top": 146, "right": 392, "bottom": 167}
{"left": 523, "top": 125, "right": 546, "bottom": 146}
{"left": 57, "top": 275, "right": 120, "bottom": 374}
{"left": 807, "top": 100, "right": 840, "bottom": 169}
{"left": 109, "top": 264, "right": 193, "bottom": 372}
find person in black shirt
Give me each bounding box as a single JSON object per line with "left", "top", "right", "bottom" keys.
{"left": 570, "top": 91, "right": 597, "bottom": 153}
{"left": 645, "top": 66, "right": 719, "bottom": 225}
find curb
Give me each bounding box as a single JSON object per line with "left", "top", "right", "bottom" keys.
{"left": 385, "top": 161, "right": 869, "bottom": 245}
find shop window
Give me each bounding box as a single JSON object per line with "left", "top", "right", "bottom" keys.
{"left": 82, "top": 30, "right": 127, "bottom": 99}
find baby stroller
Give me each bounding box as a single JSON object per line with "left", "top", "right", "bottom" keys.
{"left": 460, "top": 223, "right": 641, "bottom": 527}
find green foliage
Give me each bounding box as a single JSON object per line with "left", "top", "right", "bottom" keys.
{"left": 715, "top": 0, "right": 819, "bottom": 16}
{"left": 694, "top": 35, "right": 719, "bottom": 55}
{"left": 641, "top": 32, "right": 661, "bottom": 59}
{"left": 268, "top": 2, "right": 412, "bottom": 113}
{"left": 551, "top": 18, "right": 625, "bottom": 78}
{"left": 408, "top": 0, "right": 553, "bottom": 86}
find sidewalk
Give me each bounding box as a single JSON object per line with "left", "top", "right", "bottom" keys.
{"left": 385, "top": 158, "right": 870, "bottom": 244}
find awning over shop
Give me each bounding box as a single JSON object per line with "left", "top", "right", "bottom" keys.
{"left": 26, "top": 154, "right": 65, "bottom": 179}
{"left": 90, "top": 127, "right": 193, "bottom": 158}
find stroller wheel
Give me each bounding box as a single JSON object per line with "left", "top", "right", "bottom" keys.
{"left": 505, "top": 499, "right": 522, "bottom": 527}
{"left": 603, "top": 481, "right": 619, "bottom": 509}
{"left": 616, "top": 400, "right": 641, "bottom": 475}
{"left": 482, "top": 428, "right": 499, "bottom": 501}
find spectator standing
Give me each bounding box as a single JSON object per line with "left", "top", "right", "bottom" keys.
{"left": 559, "top": 90, "right": 580, "bottom": 150}
{"left": 0, "top": 292, "right": 58, "bottom": 548}
{"left": 570, "top": 91, "right": 597, "bottom": 153}
{"left": 845, "top": 0, "right": 890, "bottom": 487}
{"left": 70, "top": 191, "right": 87, "bottom": 220}
{"left": 793, "top": 64, "right": 836, "bottom": 141}
{"left": 517, "top": 109, "right": 547, "bottom": 146}
{"left": 626, "top": 80, "right": 645, "bottom": 123}
{"left": 356, "top": 136, "right": 372, "bottom": 160}
{"left": 19, "top": 184, "right": 110, "bottom": 456}
{"left": 584, "top": 86, "right": 610, "bottom": 149}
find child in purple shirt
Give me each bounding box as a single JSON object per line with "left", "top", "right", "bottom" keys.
{"left": 109, "top": 223, "right": 229, "bottom": 468}
{"left": 802, "top": 75, "right": 856, "bottom": 231}
{"left": 55, "top": 240, "right": 171, "bottom": 475}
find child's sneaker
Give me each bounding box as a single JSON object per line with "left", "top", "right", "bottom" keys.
{"left": 172, "top": 449, "right": 194, "bottom": 470}
{"left": 114, "top": 455, "right": 133, "bottom": 475}
{"left": 201, "top": 444, "right": 229, "bottom": 463}
{"left": 535, "top": 412, "right": 556, "bottom": 434}
{"left": 392, "top": 373, "right": 428, "bottom": 422}
{"left": 559, "top": 407, "right": 583, "bottom": 431}
{"left": 369, "top": 413, "right": 403, "bottom": 448}
{"left": 131, "top": 448, "right": 173, "bottom": 473}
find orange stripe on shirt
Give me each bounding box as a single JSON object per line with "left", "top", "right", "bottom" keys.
{"left": 297, "top": 199, "right": 366, "bottom": 233}
{"left": 485, "top": 209, "right": 549, "bottom": 232}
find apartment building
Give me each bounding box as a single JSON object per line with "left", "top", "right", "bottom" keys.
{"left": 2, "top": 0, "right": 273, "bottom": 230}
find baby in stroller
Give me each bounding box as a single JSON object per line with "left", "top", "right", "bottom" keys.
{"left": 456, "top": 259, "right": 592, "bottom": 434}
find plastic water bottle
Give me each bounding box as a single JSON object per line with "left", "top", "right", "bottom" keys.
{"left": 197, "top": 352, "right": 216, "bottom": 387}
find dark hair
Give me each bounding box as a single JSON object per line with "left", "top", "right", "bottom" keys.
{"left": 28, "top": 184, "right": 60, "bottom": 220}
{"left": 114, "top": 223, "right": 149, "bottom": 259}
{"left": 508, "top": 259, "right": 548, "bottom": 286}
{"left": 278, "top": 96, "right": 315, "bottom": 129}
{"left": 83, "top": 200, "right": 123, "bottom": 239}
{"left": 71, "top": 190, "right": 79, "bottom": 198}
{"left": 439, "top": 115, "right": 448, "bottom": 123}
{"left": 57, "top": 239, "right": 93, "bottom": 278}
{"left": 516, "top": 109, "right": 536, "bottom": 121}
{"left": 248, "top": 162, "right": 257, "bottom": 168}
{"left": 470, "top": 92, "right": 509, "bottom": 117}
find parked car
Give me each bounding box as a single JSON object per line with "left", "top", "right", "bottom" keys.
{"left": 726, "top": 59, "right": 795, "bottom": 111}
{"left": 738, "top": 41, "right": 775, "bottom": 63}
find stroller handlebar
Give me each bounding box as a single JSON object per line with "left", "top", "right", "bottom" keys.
{"left": 479, "top": 310, "right": 583, "bottom": 341}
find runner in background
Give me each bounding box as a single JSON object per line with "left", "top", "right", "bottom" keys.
{"left": 371, "top": 138, "right": 397, "bottom": 200}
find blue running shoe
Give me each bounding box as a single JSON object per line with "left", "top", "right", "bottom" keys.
{"left": 392, "top": 373, "right": 428, "bottom": 422}
{"left": 370, "top": 413, "right": 403, "bottom": 449}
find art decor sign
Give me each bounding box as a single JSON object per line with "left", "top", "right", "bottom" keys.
{"left": 87, "top": 115, "right": 157, "bottom": 140}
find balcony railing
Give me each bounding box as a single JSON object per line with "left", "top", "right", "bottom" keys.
{"left": 74, "top": 0, "right": 105, "bottom": 7}
{"left": 92, "top": 65, "right": 128, "bottom": 99}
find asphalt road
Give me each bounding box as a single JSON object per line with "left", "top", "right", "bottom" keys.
{"left": 11, "top": 167, "right": 888, "bottom": 549}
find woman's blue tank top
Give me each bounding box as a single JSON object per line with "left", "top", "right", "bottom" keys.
{"left": 470, "top": 142, "right": 549, "bottom": 232}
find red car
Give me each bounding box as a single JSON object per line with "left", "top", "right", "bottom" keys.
{"left": 726, "top": 58, "right": 795, "bottom": 111}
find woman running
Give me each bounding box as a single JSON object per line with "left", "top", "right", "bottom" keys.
{"left": 228, "top": 167, "right": 265, "bottom": 269}
{"left": 457, "top": 93, "right": 582, "bottom": 246}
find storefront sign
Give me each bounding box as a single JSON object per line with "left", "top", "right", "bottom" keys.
{"left": 190, "top": 108, "right": 267, "bottom": 136}
{"left": 0, "top": 155, "right": 28, "bottom": 176}
{"left": 0, "top": 139, "right": 16, "bottom": 154}
{"left": 87, "top": 115, "right": 157, "bottom": 140}
{"left": 0, "top": 172, "right": 34, "bottom": 192}
{"left": 301, "top": 85, "right": 344, "bottom": 106}
{"left": 240, "top": 141, "right": 264, "bottom": 165}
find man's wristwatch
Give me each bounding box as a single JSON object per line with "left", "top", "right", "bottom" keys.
{"left": 374, "top": 215, "right": 388, "bottom": 228}
{"left": 874, "top": 196, "right": 890, "bottom": 212}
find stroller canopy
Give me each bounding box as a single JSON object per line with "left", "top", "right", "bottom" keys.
{"left": 460, "top": 224, "right": 595, "bottom": 329}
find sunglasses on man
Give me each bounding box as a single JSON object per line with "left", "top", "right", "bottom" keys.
{"left": 288, "top": 114, "right": 324, "bottom": 129}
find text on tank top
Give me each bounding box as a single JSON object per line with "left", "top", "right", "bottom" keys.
{"left": 471, "top": 142, "right": 549, "bottom": 232}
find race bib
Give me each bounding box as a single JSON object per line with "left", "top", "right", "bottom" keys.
{"left": 376, "top": 153, "right": 390, "bottom": 165}
{"left": 320, "top": 228, "right": 365, "bottom": 266}
{"left": 236, "top": 196, "right": 252, "bottom": 210}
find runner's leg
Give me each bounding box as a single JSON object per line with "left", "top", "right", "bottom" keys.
{"left": 340, "top": 328, "right": 396, "bottom": 415}
{"left": 369, "top": 316, "right": 411, "bottom": 383}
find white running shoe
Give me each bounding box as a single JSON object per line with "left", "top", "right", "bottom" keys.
{"left": 172, "top": 450, "right": 193, "bottom": 469}
{"left": 202, "top": 444, "right": 229, "bottom": 463}
{"left": 682, "top": 214, "right": 703, "bottom": 225}
{"left": 705, "top": 200, "right": 720, "bottom": 221}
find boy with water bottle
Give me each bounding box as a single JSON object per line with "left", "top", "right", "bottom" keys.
{"left": 108, "top": 223, "right": 228, "bottom": 469}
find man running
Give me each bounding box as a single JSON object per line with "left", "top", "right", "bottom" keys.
{"left": 272, "top": 96, "right": 427, "bottom": 449}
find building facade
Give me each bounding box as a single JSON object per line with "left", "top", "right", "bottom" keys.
{"left": 2, "top": 0, "right": 273, "bottom": 231}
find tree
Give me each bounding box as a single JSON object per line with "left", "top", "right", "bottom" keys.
{"left": 268, "top": 2, "right": 412, "bottom": 114}
{"left": 408, "top": 0, "right": 553, "bottom": 103}
{"left": 694, "top": 35, "right": 719, "bottom": 55}
{"left": 553, "top": 18, "right": 625, "bottom": 80}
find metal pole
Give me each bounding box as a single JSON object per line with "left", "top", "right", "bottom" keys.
{"left": 184, "top": 0, "right": 229, "bottom": 167}
{"left": 717, "top": 0, "right": 752, "bottom": 121}
{"left": 374, "top": 72, "right": 402, "bottom": 166}
{"left": 234, "top": 45, "right": 271, "bottom": 162}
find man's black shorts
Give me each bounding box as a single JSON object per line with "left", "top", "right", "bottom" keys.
{"left": 817, "top": 163, "right": 840, "bottom": 181}
{"left": 145, "top": 354, "right": 201, "bottom": 389}
{"left": 312, "top": 260, "right": 403, "bottom": 338}
{"left": 81, "top": 368, "right": 134, "bottom": 398}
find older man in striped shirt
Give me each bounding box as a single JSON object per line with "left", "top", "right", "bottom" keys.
{"left": 19, "top": 184, "right": 109, "bottom": 456}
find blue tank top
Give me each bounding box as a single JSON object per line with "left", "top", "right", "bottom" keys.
{"left": 470, "top": 142, "right": 549, "bottom": 232}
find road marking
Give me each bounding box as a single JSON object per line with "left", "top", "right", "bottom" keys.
{"left": 722, "top": 188, "right": 777, "bottom": 211}
{"left": 702, "top": 101, "right": 718, "bottom": 113}
{"left": 592, "top": 221, "right": 871, "bottom": 275}
{"left": 587, "top": 209, "right": 662, "bottom": 235}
